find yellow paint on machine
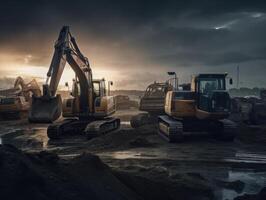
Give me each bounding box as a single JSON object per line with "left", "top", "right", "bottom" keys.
{"left": 95, "top": 96, "right": 116, "bottom": 116}
{"left": 165, "top": 91, "right": 195, "bottom": 118}
{"left": 195, "top": 108, "right": 229, "bottom": 120}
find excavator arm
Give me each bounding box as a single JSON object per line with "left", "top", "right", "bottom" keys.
{"left": 29, "top": 26, "right": 93, "bottom": 122}
{"left": 14, "top": 77, "right": 41, "bottom": 101}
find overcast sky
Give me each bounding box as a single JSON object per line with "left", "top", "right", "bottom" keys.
{"left": 0, "top": 0, "right": 266, "bottom": 89}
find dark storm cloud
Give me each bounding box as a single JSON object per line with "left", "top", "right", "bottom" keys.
{"left": 0, "top": 0, "right": 266, "bottom": 88}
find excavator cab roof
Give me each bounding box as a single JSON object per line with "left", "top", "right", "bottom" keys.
{"left": 196, "top": 73, "right": 228, "bottom": 79}
{"left": 93, "top": 78, "right": 105, "bottom": 83}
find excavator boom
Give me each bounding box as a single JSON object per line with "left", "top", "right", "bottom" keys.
{"left": 28, "top": 26, "right": 120, "bottom": 140}
{"left": 29, "top": 26, "right": 93, "bottom": 123}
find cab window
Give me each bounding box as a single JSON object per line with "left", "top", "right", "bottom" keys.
{"left": 100, "top": 81, "right": 106, "bottom": 96}
{"left": 199, "top": 78, "right": 225, "bottom": 94}
{"left": 93, "top": 82, "right": 100, "bottom": 97}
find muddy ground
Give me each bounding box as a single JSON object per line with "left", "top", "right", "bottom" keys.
{"left": 1, "top": 108, "right": 266, "bottom": 200}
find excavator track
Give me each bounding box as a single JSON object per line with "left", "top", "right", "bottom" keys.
{"left": 47, "top": 123, "right": 63, "bottom": 139}
{"left": 158, "top": 115, "right": 183, "bottom": 142}
{"left": 47, "top": 119, "right": 88, "bottom": 139}
{"left": 47, "top": 118, "right": 120, "bottom": 140}
{"left": 158, "top": 116, "right": 237, "bottom": 142}
{"left": 85, "top": 118, "right": 120, "bottom": 139}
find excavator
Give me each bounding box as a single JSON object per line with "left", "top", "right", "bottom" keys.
{"left": 130, "top": 81, "right": 173, "bottom": 128}
{"left": 28, "top": 26, "right": 120, "bottom": 139}
{"left": 158, "top": 73, "right": 237, "bottom": 142}
{"left": 139, "top": 82, "right": 173, "bottom": 113}
{"left": 0, "top": 76, "right": 41, "bottom": 119}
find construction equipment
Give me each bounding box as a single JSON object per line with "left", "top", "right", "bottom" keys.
{"left": 114, "top": 95, "right": 138, "bottom": 110}
{"left": 158, "top": 73, "right": 237, "bottom": 142}
{"left": 139, "top": 81, "right": 173, "bottom": 113}
{"left": 231, "top": 90, "right": 266, "bottom": 124}
{"left": 130, "top": 81, "right": 173, "bottom": 128}
{"left": 28, "top": 26, "right": 120, "bottom": 139}
{"left": 0, "top": 77, "right": 41, "bottom": 119}
{"left": 14, "top": 77, "right": 41, "bottom": 101}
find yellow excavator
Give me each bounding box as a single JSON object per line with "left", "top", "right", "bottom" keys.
{"left": 0, "top": 76, "right": 41, "bottom": 119}
{"left": 28, "top": 26, "right": 120, "bottom": 139}
{"left": 130, "top": 81, "right": 173, "bottom": 128}
{"left": 158, "top": 73, "right": 237, "bottom": 142}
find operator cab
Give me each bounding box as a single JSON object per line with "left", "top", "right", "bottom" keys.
{"left": 69, "top": 78, "right": 107, "bottom": 98}
{"left": 93, "top": 79, "right": 106, "bottom": 98}
{"left": 195, "top": 74, "right": 231, "bottom": 113}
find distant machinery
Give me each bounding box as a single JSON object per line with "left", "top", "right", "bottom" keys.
{"left": 0, "top": 77, "right": 41, "bottom": 120}
{"left": 130, "top": 81, "right": 173, "bottom": 128}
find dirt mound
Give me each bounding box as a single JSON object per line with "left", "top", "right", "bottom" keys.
{"left": 113, "top": 170, "right": 214, "bottom": 200}
{"left": 86, "top": 124, "right": 157, "bottom": 151}
{"left": 0, "top": 144, "right": 140, "bottom": 200}
{"left": 0, "top": 144, "right": 216, "bottom": 200}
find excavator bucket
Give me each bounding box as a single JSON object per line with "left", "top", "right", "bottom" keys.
{"left": 28, "top": 94, "right": 62, "bottom": 123}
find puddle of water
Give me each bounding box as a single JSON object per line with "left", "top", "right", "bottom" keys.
{"left": 112, "top": 151, "right": 146, "bottom": 159}
{"left": 0, "top": 127, "right": 91, "bottom": 152}
{"left": 120, "top": 121, "right": 132, "bottom": 129}
{"left": 101, "top": 148, "right": 266, "bottom": 166}
{"left": 0, "top": 128, "right": 48, "bottom": 150}
{"left": 121, "top": 121, "right": 130, "bottom": 125}
{"left": 101, "top": 149, "right": 266, "bottom": 200}
{"left": 218, "top": 170, "right": 266, "bottom": 200}
{"left": 100, "top": 149, "right": 159, "bottom": 160}
{"left": 223, "top": 151, "right": 266, "bottom": 164}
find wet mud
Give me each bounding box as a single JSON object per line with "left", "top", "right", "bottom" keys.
{"left": 1, "top": 109, "right": 266, "bottom": 200}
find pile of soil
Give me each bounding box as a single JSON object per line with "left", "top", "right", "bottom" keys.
{"left": 114, "top": 170, "right": 214, "bottom": 200}
{"left": 0, "top": 144, "right": 139, "bottom": 200}
{"left": 0, "top": 144, "right": 215, "bottom": 200}
{"left": 86, "top": 124, "right": 158, "bottom": 152}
